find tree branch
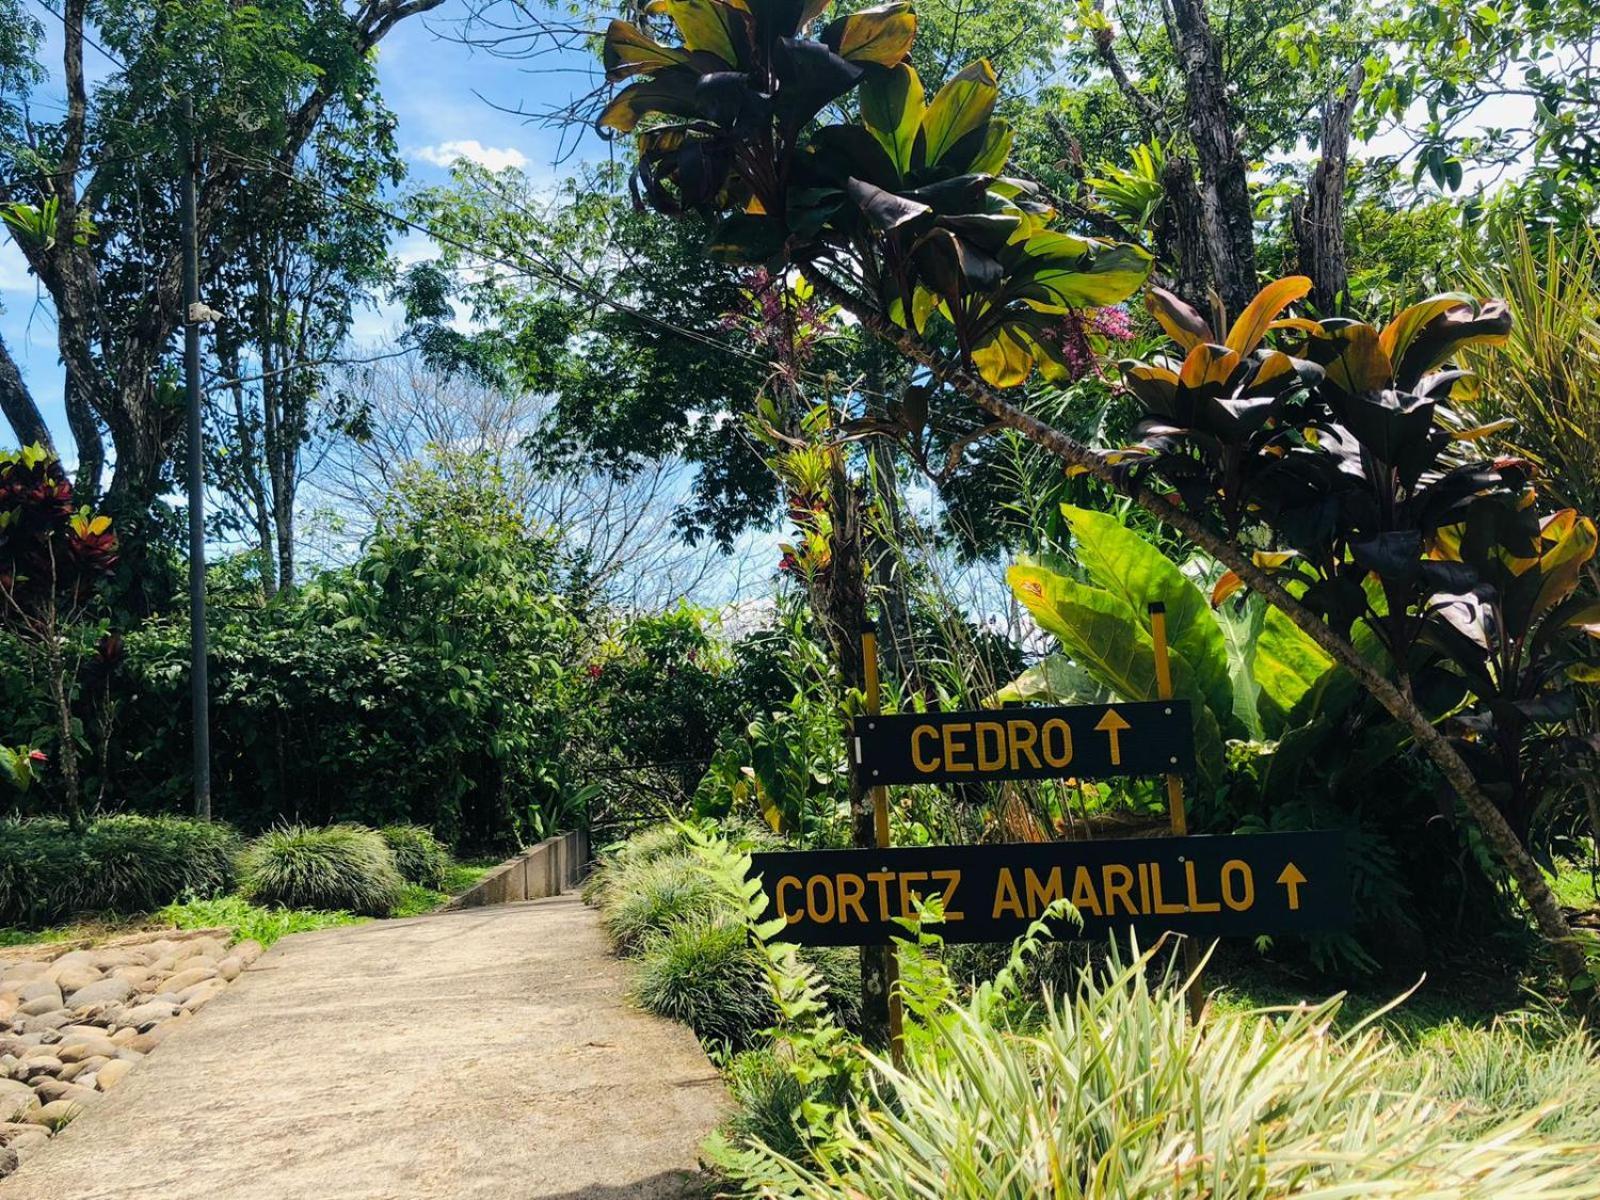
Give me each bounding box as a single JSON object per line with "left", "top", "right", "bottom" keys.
{"left": 0, "top": 333, "right": 52, "bottom": 451}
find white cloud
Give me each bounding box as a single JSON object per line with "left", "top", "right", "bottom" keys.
{"left": 413, "top": 140, "right": 529, "bottom": 172}
{"left": 0, "top": 239, "right": 36, "bottom": 293}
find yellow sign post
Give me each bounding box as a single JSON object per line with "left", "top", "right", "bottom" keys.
{"left": 860, "top": 628, "right": 904, "bottom": 1064}
{"left": 1148, "top": 602, "right": 1203, "bottom": 1020}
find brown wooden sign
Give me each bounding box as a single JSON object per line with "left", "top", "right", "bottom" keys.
{"left": 749, "top": 831, "right": 1347, "bottom": 947}
{"left": 851, "top": 700, "right": 1195, "bottom": 787}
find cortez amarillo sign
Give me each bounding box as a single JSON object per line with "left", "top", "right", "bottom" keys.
{"left": 750, "top": 830, "right": 1345, "bottom": 946}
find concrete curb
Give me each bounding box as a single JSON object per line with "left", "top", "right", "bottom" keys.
{"left": 448, "top": 829, "right": 590, "bottom": 909}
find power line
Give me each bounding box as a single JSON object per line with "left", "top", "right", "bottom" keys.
{"left": 26, "top": 0, "right": 129, "bottom": 72}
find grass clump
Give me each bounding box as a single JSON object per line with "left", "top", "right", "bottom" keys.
{"left": 720, "top": 1049, "right": 810, "bottom": 1164}
{"left": 597, "top": 852, "right": 735, "bottom": 953}
{"left": 1391, "top": 1012, "right": 1600, "bottom": 1141}
{"left": 723, "top": 943, "right": 1600, "bottom": 1198}
{"left": 380, "top": 824, "right": 451, "bottom": 889}
{"left": 153, "top": 893, "right": 365, "bottom": 947}
{"left": 0, "top": 815, "right": 241, "bottom": 926}
{"left": 239, "top": 824, "right": 403, "bottom": 917}
{"left": 632, "top": 915, "right": 772, "bottom": 1048}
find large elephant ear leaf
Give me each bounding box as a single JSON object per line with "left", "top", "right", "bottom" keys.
{"left": 1250, "top": 605, "right": 1335, "bottom": 738}
{"left": 821, "top": 2, "right": 915, "bottom": 66}
{"left": 603, "top": 20, "right": 692, "bottom": 81}
{"left": 1060, "top": 505, "right": 1240, "bottom": 736}
{"left": 859, "top": 63, "right": 924, "bottom": 175}
{"left": 1007, "top": 560, "right": 1159, "bottom": 702}
{"left": 1007, "top": 559, "right": 1228, "bottom": 780}
{"left": 990, "top": 654, "right": 1108, "bottom": 706}
{"left": 919, "top": 59, "right": 997, "bottom": 168}
{"left": 1225, "top": 276, "right": 1310, "bottom": 356}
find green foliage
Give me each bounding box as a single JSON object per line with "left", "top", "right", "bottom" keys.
{"left": 632, "top": 914, "right": 774, "bottom": 1049}
{"left": 0, "top": 815, "right": 240, "bottom": 927}
{"left": 1364, "top": 0, "right": 1600, "bottom": 227}
{"left": 98, "top": 462, "right": 591, "bottom": 849}
{"left": 725, "top": 941, "right": 1600, "bottom": 1197}
{"left": 600, "top": 853, "right": 738, "bottom": 954}
{"left": 596, "top": 0, "right": 1151, "bottom": 390}
{"left": 1392, "top": 1012, "right": 1600, "bottom": 1142}
{"left": 719, "top": 1049, "right": 812, "bottom": 1164}
{"left": 239, "top": 824, "right": 403, "bottom": 918}
{"left": 379, "top": 824, "right": 450, "bottom": 890}
{"left": 581, "top": 606, "right": 791, "bottom": 820}
{"left": 152, "top": 893, "right": 364, "bottom": 948}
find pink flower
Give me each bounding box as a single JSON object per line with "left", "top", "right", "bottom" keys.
{"left": 27, "top": 750, "right": 46, "bottom": 763}
{"left": 1091, "top": 305, "right": 1135, "bottom": 341}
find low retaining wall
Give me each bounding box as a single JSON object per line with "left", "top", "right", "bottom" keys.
{"left": 450, "top": 829, "right": 590, "bottom": 909}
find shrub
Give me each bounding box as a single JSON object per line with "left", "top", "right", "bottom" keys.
{"left": 631, "top": 915, "right": 772, "bottom": 1048}
{"left": 726, "top": 947, "right": 1600, "bottom": 1198}
{"left": 379, "top": 824, "right": 450, "bottom": 889}
{"left": 0, "top": 816, "right": 240, "bottom": 927}
{"left": 720, "top": 1049, "right": 810, "bottom": 1164}
{"left": 239, "top": 824, "right": 403, "bottom": 917}
{"left": 594, "top": 850, "right": 739, "bottom": 954}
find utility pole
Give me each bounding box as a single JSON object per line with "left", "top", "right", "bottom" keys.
{"left": 181, "top": 94, "right": 211, "bottom": 821}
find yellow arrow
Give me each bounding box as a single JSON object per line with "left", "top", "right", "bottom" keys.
{"left": 1276, "top": 863, "right": 1306, "bottom": 910}
{"left": 1095, "top": 707, "right": 1131, "bottom": 766}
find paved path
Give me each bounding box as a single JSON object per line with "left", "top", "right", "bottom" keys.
{"left": 1, "top": 896, "right": 726, "bottom": 1200}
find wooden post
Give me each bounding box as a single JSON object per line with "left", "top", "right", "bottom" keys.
{"left": 1149, "top": 603, "right": 1203, "bottom": 1021}
{"left": 862, "top": 627, "right": 905, "bottom": 1065}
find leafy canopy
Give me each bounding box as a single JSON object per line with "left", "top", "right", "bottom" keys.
{"left": 597, "top": 0, "right": 1152, "bottom": 388}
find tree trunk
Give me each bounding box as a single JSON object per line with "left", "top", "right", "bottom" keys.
{"left": 803, "top": 268, "right": 1593, "bottom": 986}
{"left": 1164, "top": 0, "right": 1258, "bottom": 319}
{"left": 1159, "top": 154, "right": 1211, "bottom": 314}
{"left": 1293, "top": 65, "right": 1364, "bottom": 314}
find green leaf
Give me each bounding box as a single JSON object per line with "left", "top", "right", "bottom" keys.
{"left": 821, "top": 3, "right": 915, "bottom": 66}
{"left": 656, "top": 0, "right": 744, "bottom": 64}
{"left": 970, "top": 324, "right": 1036, "bottom": 388}
{"left": 919, "top": 59, "right": 997, "bottom": 169}
{"left": 859, "top": 63, "right": 924, "bottom": 175}
{"left": 596, "top": 74, "right": 701, "bottom": 134}
{"left": 967, "top": 117, "right": 1013, "bottom": 175}
{"left": 990, "top": 654, "right": 1108, "bottom": 706}
{"left": 601, "top": 20, "right": 690, "bottom": 81}
{"left": 1059, "top": 505, "right": 1240, "bottom": 736}
{"left": 1005, "top": 234, "right": 1153, "bottom": 310}
{"left": 1250, "top": 606, "right": 1335, "bottom": 738}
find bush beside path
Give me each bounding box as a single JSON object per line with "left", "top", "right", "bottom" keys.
{"left": 0, "top": 894, "right": 725, "bottom": 1199}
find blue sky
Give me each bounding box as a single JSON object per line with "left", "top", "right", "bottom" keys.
{"left": 0, "top": 1, "right": 608, "bottom": 458}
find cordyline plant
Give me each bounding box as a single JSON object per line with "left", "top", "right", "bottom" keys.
{"left": 598, "top": 3, "right": 1597, "bottom": 981}
{"left": 0, "top": 445, "right": 119, "bottom": 832}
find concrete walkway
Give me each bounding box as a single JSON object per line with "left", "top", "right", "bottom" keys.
{"left": 0, "top": 896, "right": 726, "bottom": 1200}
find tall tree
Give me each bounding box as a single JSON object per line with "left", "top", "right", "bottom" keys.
{"left": 0, "top": 0, "right": 442, "bottom": 544}
{"left": 204, "top": 103, "right": 400, "bottom": 594}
